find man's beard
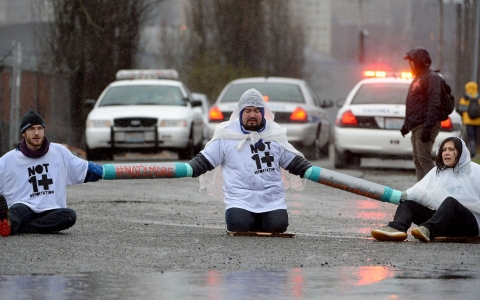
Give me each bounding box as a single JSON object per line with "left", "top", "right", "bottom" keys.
{"left": 243, "top": 121, "right": 262, "bottom": 131}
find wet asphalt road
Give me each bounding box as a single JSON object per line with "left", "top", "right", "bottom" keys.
{"left": 1, "top": 151, "right": 479, "bottom": 299}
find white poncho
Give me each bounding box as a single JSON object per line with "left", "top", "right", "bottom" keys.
{"left": 199, "top": 88, "right": 306, "bottom": 198}
{"left": 406, "top": 137, "right": 480, "bottom": 228}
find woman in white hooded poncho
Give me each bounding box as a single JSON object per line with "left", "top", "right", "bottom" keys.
{"left": 371, "top": 136, "right": 480, "bottom": 242}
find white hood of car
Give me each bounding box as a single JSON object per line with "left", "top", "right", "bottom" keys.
{"left": 87, "top": 105, "right": 191, "bottom": 120}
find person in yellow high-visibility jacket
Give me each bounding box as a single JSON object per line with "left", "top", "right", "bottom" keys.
{"left": 456, "top": 81, "right": 480, "bottom": 157}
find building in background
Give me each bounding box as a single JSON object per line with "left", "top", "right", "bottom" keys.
{"left": 290, "top": 0, "right": 332, "bottom": 55}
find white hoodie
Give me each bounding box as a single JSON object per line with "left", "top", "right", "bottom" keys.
{"left": 407, "top": 137, "right": 480, "bottom": 233}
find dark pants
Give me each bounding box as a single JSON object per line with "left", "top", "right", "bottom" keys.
{"left": 388, "top": 198, "right": 479, "bottom": 238}
{"left": 225, "top": 208, "right": 288, "bottom": 233}
{"left": 466, "top": 125, "right": 480, "bottom": 157}
{"left": 411, "top": 124, "right": 440, "bottom": 181}
{"left": 9, "top": 203, "right": 76, "bottom": 235}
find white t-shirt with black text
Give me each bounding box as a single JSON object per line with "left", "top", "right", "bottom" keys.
{"left": 201, "top": 121, "right": 296, "bottom": 213}
{"left": 0, "top": 143, "right": 88, "bottom": 212}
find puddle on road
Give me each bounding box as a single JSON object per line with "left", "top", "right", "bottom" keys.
{"left": 1, "top": 266, "right": 478, "bottom": 300}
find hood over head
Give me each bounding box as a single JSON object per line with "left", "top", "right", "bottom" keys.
{"left": 403, "top": 47, "right": 432, "bottom": 72}
{"left": 465, "top": 81, "right": 478, "bottom": 97}
{"left": 237, "top": 88, "right": 267, "bottom": 132}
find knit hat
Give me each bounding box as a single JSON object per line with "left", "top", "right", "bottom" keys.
{"left": 238, "top": 88, "right": 266, "bottom": 119}
{"left": 238, "top": 88, "right": 266, "bottom": 132}
{"left": 20, "top": 110, "right": 45, "bottom": 133}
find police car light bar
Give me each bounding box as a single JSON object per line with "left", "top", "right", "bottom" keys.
{"left": 364, "top": 70, "right": 412, "bottom": 79}
{"left": 115, "top": 69, "right": 179, "bottom": 80}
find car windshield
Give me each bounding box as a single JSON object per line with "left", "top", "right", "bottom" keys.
{"left": 99, "top": 85, "right": 185, "bottom": 107}
{"left": 220, "top": 83, "right": 305, "bottom": 103}
{"left": 351, "top": 83, "right": 409, "bottom": 105}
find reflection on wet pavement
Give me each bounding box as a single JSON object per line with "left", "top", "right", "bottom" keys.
{"left": 1, "top": 266, "right": 478, "bottom": 300}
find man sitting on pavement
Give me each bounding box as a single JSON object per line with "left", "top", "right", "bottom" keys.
{"left": 187, "top": 88, "right": 312, "bottom": 233}
{"left": 0, "top": 110, "right": 103, "bottom": 237}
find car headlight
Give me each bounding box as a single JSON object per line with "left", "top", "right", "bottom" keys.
{"left": 159, "top": 120, "right": 188, "bottom": 127}
{"left": 87, "top": 120, "right": 112, "bottom": 127}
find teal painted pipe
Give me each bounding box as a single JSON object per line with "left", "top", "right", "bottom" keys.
{"left": 304, "top": 166, "right": 404, "bottom": 205}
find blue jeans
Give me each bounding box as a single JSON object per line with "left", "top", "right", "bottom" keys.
{"left": 388, "top": 198, "right": 479, "bottom": 238}
{"left": 9, "top": 203, "right": 76, "bottom": 235}
{"left": 225, "top": 208, "right": 288, "bottom": 233}
{"left": 466, "top": 125, "right": 480, "bottom": 157}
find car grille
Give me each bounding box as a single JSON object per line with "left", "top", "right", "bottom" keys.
{"left": 114, "top": 117, "right": 158, "bottom": 128}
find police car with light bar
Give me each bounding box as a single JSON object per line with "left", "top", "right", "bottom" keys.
{"left": 206, "top": 77, "right": 333, "bottom": 160}
{"left": 85, "top": 69, "right": 204, "bottom": 160}
{"left": 333, "top": 70, "right": 462, "bottom": 169}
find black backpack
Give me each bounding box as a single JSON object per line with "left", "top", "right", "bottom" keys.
{"left": 467, "top": 95, "right": 480, "bottom": 119}
{"left": 436, "top": 72, "right": 455, "bottom": 121}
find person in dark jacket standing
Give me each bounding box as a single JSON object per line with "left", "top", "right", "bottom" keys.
{"left": 400, "top": 47, "right": 443, "bottom": 181}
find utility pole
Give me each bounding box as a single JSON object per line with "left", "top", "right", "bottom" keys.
{"left": 357, "top": 0, "right": 370, "bottom": 63}
{"left": 455, "top": 2, "right": 463, "bottom": 94}
{"left": 8, "top": 42, "right": 22, "bottom": 148}
{"left": 438, "top": 0, "right": 444, "bottom": 71}
{"left": 472, "top": 0, "right": 480, "bottom": 82}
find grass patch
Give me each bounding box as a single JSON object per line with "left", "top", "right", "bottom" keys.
{"left": 472, "top": 157, "right": 480, "bottom": 164}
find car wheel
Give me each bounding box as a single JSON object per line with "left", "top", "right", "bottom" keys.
{"left": 86, "top": 147, "right": 98, "bottom": 161}
{"left": 178, "top": 132, "right": 196, "bottom": 160}
{"left": 304, "top": 143, "right": 319, "bottom": 160}
{"left": 304, "top": 130, "right": 322, "bottom": 160}
{"left": 334, "top": 148, "right": 347, "bottom": 169}
{"left": 103, "top": 149, "right": 114, "bottom": 161}
{"left": 86, "top": 147, "right": 114, "bottom": 161}
{"left": 319, "top": 141, "right": 330, "bottom": 158}
{"left": 334, "top": 148, "right": 360, "bottom": 169}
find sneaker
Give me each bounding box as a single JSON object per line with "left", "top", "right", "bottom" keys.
{"left": 0, "top": 195, "right": 11, "bottom": 237}
{"left": 371, "top": 226, "right": 407, "bottom": 241}
{"left": 411, "top": 226, "right": 430, "bottom": 243}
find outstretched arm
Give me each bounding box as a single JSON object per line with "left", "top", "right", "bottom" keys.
{"left": 285, "top": 155, "right": 312, "bottom": 178}
{"left": 188, "top": 153, "right": 215, "bottom": 178}
{"left": 84, "top": 161, "right": 103, "bottom": 182}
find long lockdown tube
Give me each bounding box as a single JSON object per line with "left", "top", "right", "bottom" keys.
{"left": 102, "top": 163, "right": 404, "bottom": 205}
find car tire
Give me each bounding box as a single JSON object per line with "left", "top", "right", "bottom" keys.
{"left": 304, "top": 130, "right": 323, "bottom": 160}
{"left": 178, "top": 131, "right": 196, "bottom": 160}
{"left": 304, "top": 143, "right": 320, "bottom": 160}
{"left": 334, "top": 148, "right": 360, "bottom": 169}
{"left": 319, "top": 141, "right": 330, "bottom": 158}
{"left": 86, "top": 147, "right": 114, "bottom": 161}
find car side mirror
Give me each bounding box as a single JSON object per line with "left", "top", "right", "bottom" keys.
{"left": 84, "top": 99, "right": 96, "bottom": 109}
{"left": 320, "top": 99, "right": 334, "bottom": 108}
{"left": 191, "top": 99, "right": 203, "bottom": 107}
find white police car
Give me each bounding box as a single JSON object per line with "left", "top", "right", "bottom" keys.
{"left": 85, "top": 69, "right": 204, "bottom": 160}
{"left": 334, "top": 71, "right": 462, "bottom": 169}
